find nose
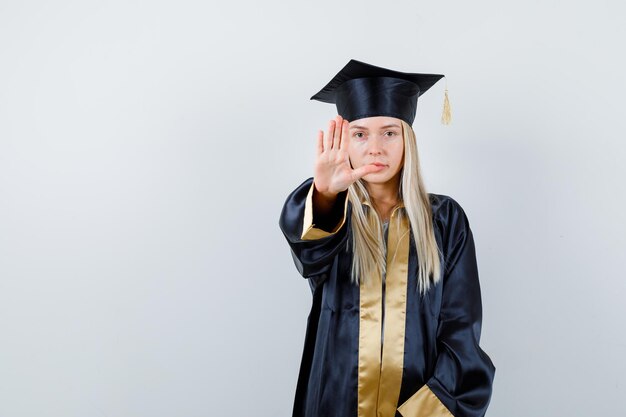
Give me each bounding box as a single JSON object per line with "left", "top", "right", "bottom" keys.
{"left": 367, "top": 136, "right": 384, "bottom": 155}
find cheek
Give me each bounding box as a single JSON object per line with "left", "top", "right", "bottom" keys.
{"left": 392, "top": 143, "right": 405, "bottom": 166}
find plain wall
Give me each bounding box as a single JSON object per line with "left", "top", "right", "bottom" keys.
{"left": 1, "top": 0, "right": 625, "bottom": 416}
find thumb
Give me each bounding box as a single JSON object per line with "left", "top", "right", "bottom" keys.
{"left": 352, "top": 164, "right": 384, "bottom": 181}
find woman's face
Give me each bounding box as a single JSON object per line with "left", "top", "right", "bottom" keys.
{"left": 348, "top": 116, "right": 405, "bottom": 185}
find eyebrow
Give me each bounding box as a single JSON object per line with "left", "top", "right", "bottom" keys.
{"left": 349, "top": 124, "right": 401, "bottom": 130}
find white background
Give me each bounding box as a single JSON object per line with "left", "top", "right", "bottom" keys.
{"left": 1, "top": 1, "right": 625, "bottom": 416}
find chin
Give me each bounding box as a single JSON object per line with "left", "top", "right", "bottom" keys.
{"left": 362, "top": 172, "right": 393, "bottom": 183}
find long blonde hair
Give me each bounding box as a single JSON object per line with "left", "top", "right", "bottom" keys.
{"left": 346, "top": 120, "right": 442, "bottom": 295}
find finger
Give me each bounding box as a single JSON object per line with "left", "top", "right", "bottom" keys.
{"left": 352, "top": 164, "right": 385, "bottom": 180}
{"left": 340, "top": 119, "right": 349, "bottom": 151}
{"left": 316, "top": 129, "right": 324, "bottom": 156}
{"left": 324, "top": 119, "right": 335, "bottom": 152}
{"left": 335, "top": 118, "right": 345, "bottom": 150}
{"left": 332, "top": 115, "right": 342, "bottom": 149}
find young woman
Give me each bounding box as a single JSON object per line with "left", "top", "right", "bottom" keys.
{"left": 279, "top": 59, "right": 495, "bottom": 417}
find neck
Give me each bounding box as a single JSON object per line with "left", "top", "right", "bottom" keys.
{"left": 365, "top": 175, "right": 401, "bottom": 207}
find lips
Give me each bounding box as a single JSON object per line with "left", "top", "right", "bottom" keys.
{"left": 371, "top": 163, "right": 387, "bottom": 167}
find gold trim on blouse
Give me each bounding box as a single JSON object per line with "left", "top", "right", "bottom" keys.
{"left": 301, "top": 181, "right": 349, "bottom": 240}
{"left": 358, "top": 204, "right": 409, "bottom": 417}
{"left": 397, "top": 383, "right": 454, "bottom": 417}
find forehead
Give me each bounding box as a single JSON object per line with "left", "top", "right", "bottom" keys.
{"left": 348, "top": 116, "right": 402, "bottom": 129}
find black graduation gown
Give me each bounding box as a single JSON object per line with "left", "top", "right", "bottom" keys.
{"left": 278, "top": 177, "right": 496, "bottom": 417}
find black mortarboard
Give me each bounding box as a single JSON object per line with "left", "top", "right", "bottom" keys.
{"left": 310, "top": 59, "right": 451, "bottom": 126}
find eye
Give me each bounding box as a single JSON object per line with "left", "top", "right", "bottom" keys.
{"left": 385, "top": 131, "right": 397, "bottom": 137}
{"left": 354, "top": 132, "right": 365, "bottom": 138}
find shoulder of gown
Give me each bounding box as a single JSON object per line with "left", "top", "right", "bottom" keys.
{"left": 427, "top": 192, "right": 470, "bottom": 233}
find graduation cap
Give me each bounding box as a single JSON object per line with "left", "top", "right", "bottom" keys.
{"left": 310, "top": 59, "right": 451, "bottom": 126}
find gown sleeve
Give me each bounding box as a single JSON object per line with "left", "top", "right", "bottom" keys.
{"left": 278, "top": 177, "right": 351, "bottom": 283}
{"left": 397, "top": 198, "right": 496, "bottom": 417}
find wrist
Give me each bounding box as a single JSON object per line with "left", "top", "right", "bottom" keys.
{"left": 313, "top": 181, "right": 338, "bottom": 199}
{"left": 312, "top": 182, "right": 339, "bottom": 214}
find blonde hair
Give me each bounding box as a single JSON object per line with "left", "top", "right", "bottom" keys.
{"left": 346, "top": 120, "right": 442, "bottom": 295}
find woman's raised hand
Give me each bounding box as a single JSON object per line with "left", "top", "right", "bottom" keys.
{"left": 313, "top": 115, "right": 384, "bottom": 196}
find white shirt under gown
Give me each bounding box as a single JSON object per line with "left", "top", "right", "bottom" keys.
{"left": 381, "top": 219, "right": 389, "bottom": 348}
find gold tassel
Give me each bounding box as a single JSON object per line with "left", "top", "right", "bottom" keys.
{"left": 441, "top": 81, "right": 452, "bottom": 125}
